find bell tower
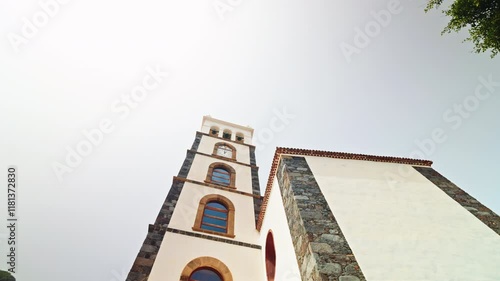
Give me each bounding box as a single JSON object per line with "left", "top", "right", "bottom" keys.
{"left": 126, "top": 116, "right": 265, "bottom": 281}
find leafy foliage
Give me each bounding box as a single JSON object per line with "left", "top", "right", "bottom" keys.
{"left": 426, "top": 0, "right": 500, "bottom": 57}
{"left": 0, "top": 270, "right": 15, "bottom": 281}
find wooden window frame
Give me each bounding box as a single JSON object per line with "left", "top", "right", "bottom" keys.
{"left": 212, "top": 142, "right": 237, "bottom": 161}
{"left": 189, "top": 267, "right": 223, "bottom": 281}
{"left": 205, "top": 162, "right": 236, "bottom": 188}
{"left": 200, "top": 202, "right": 228, "bottom": 233}
{"left": 192, "top": 194, "right": 235, "bottom": 238}
{"left": 180, "top": 257, "right": 233, "bottom": 281}
{"left": 211, "top": 168, "right": 231, "bottom": 186}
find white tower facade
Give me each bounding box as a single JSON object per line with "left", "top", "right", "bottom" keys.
{"left": 127, "top": 116, "right": 267, "bottom": 281}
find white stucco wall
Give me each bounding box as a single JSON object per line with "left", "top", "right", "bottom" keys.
{"left": 259, "top": 178, "right": 302, "bottom": 281}
{"left": 197, "top": 135, "right": 251, "bottom": 165}
{"left": 167, "top": 181, "right": 261, "bottom": 244}
{"left": 187, "top": 154, "right": 254, "bottom": 194}
{"left": 148, "top": 232, "right": 264, "bottom": 281}
{"left": 304, "top": 156, "right": 500, "bottom": 281}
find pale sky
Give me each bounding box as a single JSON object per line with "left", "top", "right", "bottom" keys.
{"left": 0, "top": 0, "right": 499, "bottom": 280}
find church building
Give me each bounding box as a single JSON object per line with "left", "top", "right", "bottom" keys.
{"left": 126, "top": 116, "right": 500, "bottom": 281}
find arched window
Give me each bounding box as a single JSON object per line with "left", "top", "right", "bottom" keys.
{"left": 193, "top": 195, "right": 235, "bottom": 238}
{"left": 180, "top": 257, "right": 233, "bottom": 281}
{"left": 212, "top": 168, "right": 230, "bottom": 186}
{"left": 189, "top": 268, "right": 222, "bottom": 281}
{"left": 201, "top": 201, "right": 228, "bottom": 233}
{"left": 213, "top": 142, "right": 236, "bottom": 160}
{"left": 205, "top": 162, "right": 236, "bottom": 188}
{"left": 210, "top": 126, "right": 219, "bottom": 137}
{"left": 235, "top": 132, "right": 244, "bottom": 143}
{"left": 216, "top": 145, "right": 232, "bottom": 158}
{"left": 222, "top": 129, "right": 232, "bottom": 140}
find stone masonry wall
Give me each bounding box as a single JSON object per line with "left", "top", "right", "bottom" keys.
{"left": 414, "top": 166, "right": 500, "bottom": 235}
{"left": 126, "top": 134, "right": 199, "bottom": 281}
{"left": 277, "top": 156, "right": 366, "bottom": 281}
{"left": 250, "top": 146, "right": 262, "bottom": 226}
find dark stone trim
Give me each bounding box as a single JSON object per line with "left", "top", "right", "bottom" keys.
{"left": 126, "top": 180, "right": 186, "bottom": 281}
{"left": 198, "top": 131, "right": 255, "bottom": 148}
{"left": 190, "top": 149, "right": 258, "bottom": 168}
{"left": 177, "top": 150, "right": 196, "bottom": 178}
{"left": 249, "top": 146, "right": 262, "bottom": 226}
{"left": 251, "top": 167, "right": 261, "bottom": 225}
{"left": 126, "top": 138, "right": 199, "bottom": 281}
{"left": 249, "top": 146, "right": 257, "bottom": 166}
{"left": 414, "top": 166, "right": 500, "bottom": 235}
{"left": 173, "top": 176, "right": 262, "bottom": 199}
{"left": 191, "top": 132, "right": 203, "bottom": 150}
{"left": 277, "top": 156, "right": 366, "bottom": 281}
{"left": 166, "top": 227, "right": 261, "bottom": 249}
